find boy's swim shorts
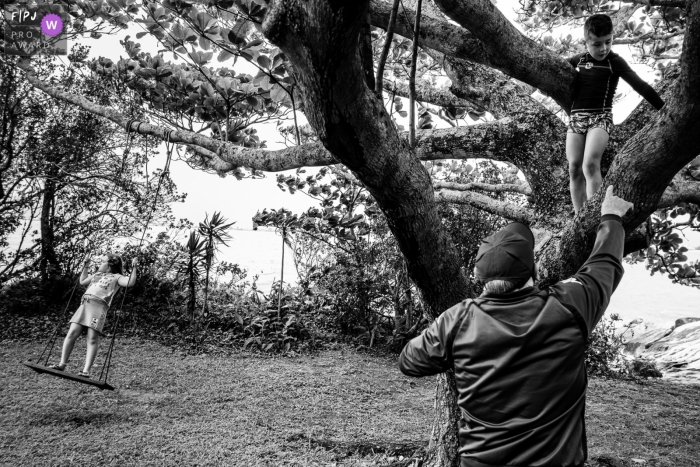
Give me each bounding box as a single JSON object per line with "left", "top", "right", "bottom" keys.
{"left": 567, "top": 111, "right": 614, "bottom": 135}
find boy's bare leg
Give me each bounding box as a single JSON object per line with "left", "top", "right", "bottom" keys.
{"left": 566, "top": 132, "right": 587, "bottom": 214}
{"left": 59, "top": 322, "right": 83, "bottom": 368}
{"left": 582, "top": 128, "right": 610, "bottom": 199}
{"left": 83, "top": 328, "right": 101, "bottom": 374}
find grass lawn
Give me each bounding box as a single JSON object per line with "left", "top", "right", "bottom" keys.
{"left": 1, "top": 338, "right": 699, "bottom": 466}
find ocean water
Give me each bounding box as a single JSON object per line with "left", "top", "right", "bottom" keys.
{"left": 2, "top": 226, "right": 297, "bottom": 293}
{"left": 219, "top": 228, "right": 299, "bottom": 292}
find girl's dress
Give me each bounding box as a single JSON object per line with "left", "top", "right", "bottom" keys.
{"left": 70, "top": 272, "right": 122, "bottom": 334}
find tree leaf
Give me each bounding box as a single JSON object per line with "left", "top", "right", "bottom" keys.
{"left": 199, "top": 35, "right": 211, "bottom": 51}
{"left": 217, "top": 49, "right": 235, "bottom": 63}
{"left": 246, "top": 95, "right": 260, "bottom": 109}
{"left": 257, "top": 55, "right": 271, "bottom": 69}
{"left": 270, "top": 84, "right": 288, "bottom": 103}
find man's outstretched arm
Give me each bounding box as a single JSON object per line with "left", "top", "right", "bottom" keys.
{"left": 398, "top": 302, "right": 467, "bottom": 377}
{"left": 549, "top": 186, "right": 633, "bottom": 335}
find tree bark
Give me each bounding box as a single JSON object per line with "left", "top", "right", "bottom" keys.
{"left": 424, "top": 371, "right": 462, "bottom": 467}
{"left": 369, "top": 0, "right": 491, "bottom": 68}
{"left": 39, "top": 177, "right": 59, "bottom": 282}
{"left": 436, "top": 189, "right": 535, "bottom": 223}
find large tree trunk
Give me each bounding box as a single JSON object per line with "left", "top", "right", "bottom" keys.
{"left": 425, "top": 372, "right": 462, "bottom": 467}
{"left": 39, "top": 178, "right": 59, "bottom": 282}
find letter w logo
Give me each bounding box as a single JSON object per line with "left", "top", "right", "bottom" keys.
{"left": 45, "top": 20, "right": 59, "bottom": 30}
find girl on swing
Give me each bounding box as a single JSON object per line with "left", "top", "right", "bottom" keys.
{"left": 50, "top": 254, "right": 138, "bottom": 378}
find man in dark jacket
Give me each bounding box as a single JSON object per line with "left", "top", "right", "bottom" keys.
{"left": 399, "top": 186, "right": 634, "bottom": 467}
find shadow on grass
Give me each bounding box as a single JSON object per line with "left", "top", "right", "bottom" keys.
{"left": 28, "top": 410, "right": 132, "bottom": 428}
{"left": 285, "top": 432, "right": 427, "bottom": 461}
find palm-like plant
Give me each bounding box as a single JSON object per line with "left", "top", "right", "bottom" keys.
{"left": 176, "top": 230, "right": 206, "bottom": 320}
{"left": 198, "top": 211, "right": 235, "bottom": 316}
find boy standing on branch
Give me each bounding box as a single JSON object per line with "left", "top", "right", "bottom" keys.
{"left": 566, "top": 14, "right": 664, "bottom": 214}
{"left": 399, "top": 186, "right": 633, "bottom": 467}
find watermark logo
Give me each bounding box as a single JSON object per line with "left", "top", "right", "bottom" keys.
{"left": 3, "top": 4, "right": 68, "bottom": 56}
{"left": 40, "top": 13, "right": 63, "bottom": 37}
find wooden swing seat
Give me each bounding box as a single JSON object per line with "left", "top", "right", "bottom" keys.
{"left": 23, "top": 362, "right": 115, "bottom": 391}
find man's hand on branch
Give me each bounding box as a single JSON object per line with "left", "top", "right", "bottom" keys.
{"left": 601, "top": 185, "right": 633, "bottom": 218}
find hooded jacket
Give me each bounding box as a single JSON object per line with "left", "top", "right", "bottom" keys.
{"left": 399, "top": 215, "right": 625, "bottom": 467}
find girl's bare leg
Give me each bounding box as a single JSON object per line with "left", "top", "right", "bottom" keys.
{"left": 59, "top": 322, "right": 84, "bottom": 368}
{"left": 83, "top": 328, "right": 101, "bottom": 374}
{"left": 582, "top": 128, "right": 610, "bottom": 199}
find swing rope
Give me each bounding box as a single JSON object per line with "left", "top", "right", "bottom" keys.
{"left": 99, "top": 129, "right": 175, "bottom": 384}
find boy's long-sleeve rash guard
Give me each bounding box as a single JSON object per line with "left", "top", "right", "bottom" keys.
{"left": 568, "top": 52, "right": 664, "bottom": 113}
{"left": 399, "top": 216, "right": 625, "bottom": 467}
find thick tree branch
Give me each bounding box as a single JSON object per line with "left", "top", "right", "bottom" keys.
{"left": 435, "top": 188, "right": 534, "bottom": 224}
{"left": 415, "top": 118, "right": 526, "bottom": 162}
{"left": 184, "top": 144, "right": 236, "bottom": 172}
{"left": 369, "top": 0, "right": 490, "bottom": 66}
{"left": 434, "top": 180, "right": 532, "bottom": 196}
{"left": 416, "top": 110, "right": 572, "bottom": 215}
{"left": 436, "top": 52, "right": 538, "bottom": 119}
{"left": 17, "top": 58, "right": 338, "bottom": 172}
{"left": 429, "top": 0, "right": 575, "bottom": 110}
{"left": 658, "top": 176, "right": 700, "bottom": 208}
{"left": 372, "top": 1, "right": 544, "bottom": 118}
{"left": 385, "top": 79, "right": 482, "bottom": 112}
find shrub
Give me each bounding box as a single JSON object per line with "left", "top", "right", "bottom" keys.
{"left": 585, "top": 313, "right": 628, "bottom": 377}
{"left": 0, "top": 267, "right": 316, "bottom": 354}
{"left": 628, "top": 358, "right": 663, "bottom": 378}
{"left": 243, "top": 306, "right": 312, "bottom": 353}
